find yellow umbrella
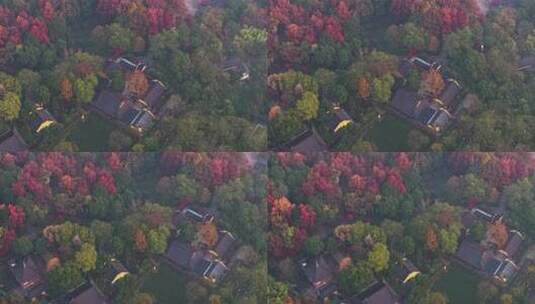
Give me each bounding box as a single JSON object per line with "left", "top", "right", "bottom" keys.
{"left": 334, "top": 120, "right": 352, "bottom": 133}
{"left": 403, "top": 271, "right": 421, "bottom": 284}
{"left": 36, "top": 120, "right": 55, "bottom": 133}
{"left": 111, "top": 271, "right": 129, "bottom": 284}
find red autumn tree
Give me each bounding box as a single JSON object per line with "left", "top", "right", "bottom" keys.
{"left": 336, "top": 0, "right": 351, "bottom": 20}
{"left": 350, "top": 174, "right": 367, "bottom": 193}
{"left": 61, "top": 175, "right": 74, "bottom": 193}
{"left": 386, "top": 169, "right": 407, "bottom": 194}
{"left": 276, "top": 152, "right": 306, "bottom": 168}
{"left": 0, "top": 5, "right": 51, "bottom": 48}
{"left": 96, "top": 0, "right": 187, "bottom": 35}
{"left": 395, "top": 153, "right": 412, "bottom": 172}
{"left": 39, "top": 0, "right": 56, "bottom": 21}
{"left": 297, "top": 204, "right": 316, "bottom": 230}
{"left": 106, "top": 153, "right": 122, "bottom": 172}
{"left": 97, "top": 169, "right": 117, "bottom": 195}
{"left": 391, "top": 0, "right": 480, "bottom": 34}
{"left": 8, "top": 204, "right": 25, "bottom": 229}
{"left": 0, "top": 203, "right": 25, "bottom": 257}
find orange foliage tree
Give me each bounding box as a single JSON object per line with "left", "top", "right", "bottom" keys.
{"left": 357, "top": 77, "right": 370, "bottom": 99}
{"left": 125, "top": 70, "right": 149, "bottom": 96}
{"left": 420, "top": 69, "right": 445, "bottom": 97}
{"left": 487, "top": 221, "right": 509, "bottom": 249}
{"left": 270, "top": 196, "right": 294, "bottom": 229}
{"left": 426, "top": 226, "right": 439, "bottom": 252}
{"left": 195, "top": 222, "right": 219, "bottom": 248}
{"left": 134, "top": 229, "right": 148, "bottom": 252}
{"left": 60, "top": 78, "right": 73, "bottom": 101}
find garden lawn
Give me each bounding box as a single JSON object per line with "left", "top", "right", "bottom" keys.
{"left": 67, "top": 114, "right": 114, "bottom": 151}
{"left": 366, "top": 115, "right": 412, "bottom": 151}
{"left": 142, "top": 263, "right": 188, "bottom": 304}
{"left": 434, "top": 263, "right": 480, "bottom": 304}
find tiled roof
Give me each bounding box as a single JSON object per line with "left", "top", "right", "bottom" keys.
{"left": 70, "top": 285, "right": 108, "bottom": 304}
{"left": 0, "top": 128, "right": 28, "bottom": 152}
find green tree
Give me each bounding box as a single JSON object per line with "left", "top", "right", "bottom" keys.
{"left": 448, "top": 173, "right": 488, "bottom": 203}
{"left": 338, "top": 261, "right": 374, "bottom": 295}
{"left": 175, "top": 174, "right": 201, "bottom": 202}
{"left": 186, "top": 281, "right": 208, "bottom": 303}
{"left": 503, "top": 178, "right": 535, "bottom": 238}
{"left": 234, "top": 26, "right": 268, "bottom": 57}
{"left": 381, "top": 220, "right": 404, "bottom": 248}
{"left": 423, "top": 292, "right": 448, "bottom": 304}
{"left": 35, "top": 85, "right": 50, "bottom": 104}
{"left": 407, "top": 129, "right": 431, "bottom": 151}
{"left": 438, "top": 229, "right": 459, "bottom": 255}
{"left": 14, "top": 38, "right": 42, "bottom": 68}
{"left": 0, "top": 72, "right": 22, "bottom": 95}
{"left": 471, "top": 222, "right": 486, "bottom": 242}
{"left": 401, "top": 23, "right": 427, "bottom": 50}
{"left": 109, "top": 69, "right": 125, "bottom": 92}
{"left": 401, "top": 236, "right": 416, "bottom": 256}
{"left": 477, "top": 281, "right": 498, "bottom": 304}
{"left": 500, "top": 294, "right": 513, "bottom": 304}
{"left": 106, "top": 23, "right": 135, "bottom": 51}
{"left": 304, "top": 236, "right": 324, "bottom": 257}
{"left": 134, "top": 293, "right": 155, "bottom": 304}
{"left": 372, "top": 74, "right": 395, "bottom": 103}
{"left": 74, "top": 74, "right": 98, "bottom": 103}
{"left": 91, "top": 220, "right": 113, "bottom": 251}
{"left": 12, "top": 236, "right": 34, "bottom": 256}
{"left": 220, "top": 200, "right": 265, "bottom": 251}
{"left": 147, "top": 226, "right": 170, "bottom": 254}
{"left": 296, "top": 91, "right": 319, "bottom": 121}
{"left": 391, "top": 22, "right": 428, "bottom": 51}
{"left": 368, "top": 243, "right": 390, "bottom": 272}
{"left": 269, "top": 109, "right": 306, "bottom": 147}
{"left": 75, "top": 243, "right": 97, "bottom": 272}
{"left": 115, "top": 275, "right": 143, "bottom": 304}
{"left": 0, "top": 92, "right": 21, "bottom": 121}
{"left": 525, "top": 31, "right": 535, "bottom": 55}
{"left": 47, "top": 263, "right": 84, "bottom": 297}
{"left": 16, "top": 69, "right": 41, "bottom": 97}
{"left": 109, "top": 130, "right": 133, "bottom": 151}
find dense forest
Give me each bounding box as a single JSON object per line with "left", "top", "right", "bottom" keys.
{"left": 268, "top": 0, "right": 535, "bottom": 151}
{"left": 0, "top": 0, "right": 268, "bottom": 151}
{"left": 0, "top": 152, "right": 267, "bottom": 303}
{"left": 268, "top": 152, "right": 535, "bottom": 303}
{"left": 2, "top": 0, "right": 534, "bottom": 152}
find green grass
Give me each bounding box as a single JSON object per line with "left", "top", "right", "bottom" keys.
{"left": 366, "top": 115, "right": 412, "bottom": 151}
{"left": 434, "top": 263, "right": 480, "bottom": 304}
{"left": 0, "top": 121, "right": 9, "bottom": 135}
{"left": 142, "top": 263, "right": 188, "bottom": 304}
{"left": 0, "top": 264, "right": 16, "bottom": 296}
{"left": 67, "top": 114, "right": 114, "bottom": 151}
